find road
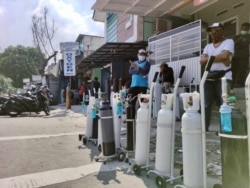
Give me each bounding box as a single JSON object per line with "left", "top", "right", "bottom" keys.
{"left": 0, "top": 105, "right": 158, "bottom": 188}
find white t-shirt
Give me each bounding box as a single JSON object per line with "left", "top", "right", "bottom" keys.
{"left": 203, "top": 39, "right": 234, "bottom": 80}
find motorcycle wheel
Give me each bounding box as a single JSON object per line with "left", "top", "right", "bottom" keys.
{"left": 4, "top": 102, "right": 21, "bottom": 117}
{"left": 8, "top": 111, "right": 20, "bottom": 117}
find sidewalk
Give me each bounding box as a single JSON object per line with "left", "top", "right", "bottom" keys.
{"left": 55, "top": 104, "right": 223, "bottom": 187}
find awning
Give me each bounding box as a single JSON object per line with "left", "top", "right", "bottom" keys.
{"left": 78, "top": 41, "right": 148, "bottom": 68}
{"left": 92, "top": 0, "right": 215, "bottom": 17}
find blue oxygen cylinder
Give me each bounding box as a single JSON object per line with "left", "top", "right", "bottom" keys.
{"left": 92, "top": 105, "right": 97, "bottom": 119}
{"left": 220, "top": 103, "right": 232, "bottom": 132}
{"left": 117, "top": 98, "right": 123, "bottom": 117}
{"left": 81, "top": 102, "right": 85, "bottom": 112}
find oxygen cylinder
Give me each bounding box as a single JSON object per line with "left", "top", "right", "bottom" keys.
{"left": 117, "top": 98, "right": 123, "bottom": 117}
{"left": 126, "top": 94, "right": 135, "bottom": 151}
{"left": 119, "top": 87, "right": 126, "bottom": 101}
{"left": 92, "top": 105, "right": 97, "bottom": 119}
{"left": 112, "top": 93, "right": 121, "bottom": 149}
{"left": 110, "top": 91, "right": 114, "bottom": 107}
{"left": 83, "top": 94, "right": 89, "bottom": 115}
{"left": 153, "top": 77, "right": 162, "bottom": 118}
{"left": 219, "top": 96, "right": 249, "bottom": 188}
{"left": 99, "top": 100, "right": 115, "bottom": 156}
{"left": 135, "top": 94, "right": 150, "bottom": 164}
{"left": 180, "top": 92, "right": 203, "bottom": 188}
{"left": 220, "top": 101, "right": 232, "bottom": 132}
{"left": 98, "top": 116, "right": 102, "bottom": 148}
{"left": 86, "top": 94, "right": 95, "bottom": 138}
{"left": 155, "top": 93, "right": 174, "bottom": 174}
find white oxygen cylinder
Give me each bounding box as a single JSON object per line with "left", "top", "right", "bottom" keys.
{"left": 112, "top": 93, "right": 121, "bottom": 149}
{"left": 98, "top": 117, "right": 102, "bottom": 147}
{"left": 155, "top": 93, "right": 174, "bottom": 174}
{"left": 153, "top": 77, "right": 162, "bottom": 118}
{"left": 180, "top": 92, "right": 203, "bottom": 188}
{"left": 135, "top": 94, "right": 150, "bottom": 164}
{"left": 97, "top": 91, "right": 102, "bottom": 148}
{"left": 86, "top": 91, "right": 95, "bottom": 138}
{"left": 110, "top": 91, "right": 114, "bottom": 107}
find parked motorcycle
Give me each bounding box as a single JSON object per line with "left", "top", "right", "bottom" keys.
{"left": 2, "top": 90, "right": 50, "bottom": 117}
{"left": 0, "top": 95, "right": 9, "bottom": 115}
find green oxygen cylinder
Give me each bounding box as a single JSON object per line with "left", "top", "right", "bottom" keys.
{"left": 219, "top": 95, "right": 249, "bottom": 188}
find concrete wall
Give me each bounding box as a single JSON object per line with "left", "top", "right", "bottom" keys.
{"left": 81, "top": 35, "right": 105, "bottom": 57}
{"left": 117, "top": 14, "right": 134, "bottom": 42}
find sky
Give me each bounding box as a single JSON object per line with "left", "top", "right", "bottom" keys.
{"left": 0, "top": 0, "right": 104, "bottom": 52}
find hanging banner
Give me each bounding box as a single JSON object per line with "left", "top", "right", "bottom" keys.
{"left": 64, "top": 50, "right": 76, "bottom": 76}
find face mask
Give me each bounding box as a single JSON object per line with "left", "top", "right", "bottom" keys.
{"left": 138, "top": 55, "right": 145, "bottom": 61}
{"left": 240, "top": 30, "right": 248, "bottom": 35}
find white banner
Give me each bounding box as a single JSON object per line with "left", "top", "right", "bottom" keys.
{"left": 64, "top": 50, "right": 76, "bottom": 76}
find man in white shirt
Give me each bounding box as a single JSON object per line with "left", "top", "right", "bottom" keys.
{"left": 200, "top": 22, "right": 234, "bottom": 132}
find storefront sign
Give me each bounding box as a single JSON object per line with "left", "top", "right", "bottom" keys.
{"left": 64, "top": 50, "right": 76, "bottom": 76}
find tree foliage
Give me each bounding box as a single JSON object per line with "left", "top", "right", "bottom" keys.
{"left": 31, "top": 7, "right": 58, "bottom": 75}
{"left": 0, "top": 46, "right": 44, "bottom": 88}
{"left": 0, "top": 74, "right": 14, "bottom": 94}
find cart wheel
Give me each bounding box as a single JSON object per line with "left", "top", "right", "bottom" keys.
{"left": 98, "top": 145, "right": 102, "bottom": 152}
{"left": 180, "top": 169, "right": 183, "bottom": 181}
{"left": 155, "top": 176, "right": 166, "bottom": 188}
{"left": 118, "top": 152, "right": 125, "bottom": 161}
{"left": 213, "top": 184, "right": 222, "bottom": 188}
{"left": 133, "top": 164, "right": 141, "bottom": 176}
{"left": 78, "top": 134, "right": 82, "bottom": 141}
{"left": 83, "top": 138, "right": 87, "bottom": 145}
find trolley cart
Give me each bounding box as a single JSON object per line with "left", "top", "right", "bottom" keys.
{"left": 246, "top": 71, "right": 250, "bottom": 188}
{"left": 147, "top": 66, "right": 185, "bottom": 188}
{"left": 112, "top": 93, "right": 127, "bottom": 162}
{"left": 131, "top": 94, "right": 152, "bottom": 175}
{"left": 119, "top": 93, "right": 138, "bottom": 165}
{"left": 174, "top": 56, "right": 215, "bottom": 188}
{"left": 153, "top": 71, "right": 161, "bottom": 118}
{"left": 79, "top": 90, "right": 98, "bottom": 146}
{"left": 213, "top": 77, "right": 249, "bottom": 187}
{"left": 112, "top": 93, "right": 122, "bottom": 150}
{"left": 126, "top": 94, "right": 136, "bottom": 152}
{"left": 94, "top": 101, "right": 125, "bottom": 164}
{"left": 131, "top": 71, "right": 159, "bottom": 175}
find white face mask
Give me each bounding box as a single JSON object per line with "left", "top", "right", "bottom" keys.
{"left": 240, "top": 30, "right": 248, "bottom": 35}
{"left": 138, "top": 55, "right": 145, "bottom": 61}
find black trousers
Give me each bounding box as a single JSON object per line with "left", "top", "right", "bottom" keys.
{"left": 127, "top": 86, "right": 147, "bottom": 105}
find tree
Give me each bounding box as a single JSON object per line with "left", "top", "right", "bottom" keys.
{"left": 31, "top": 7, "right": 58, "bottom": 75}
{"left": 0, "top": 46, "right": 44, "bottom": 88}
{"left": 0, "top": 74, "right": 13, "bottom": 94}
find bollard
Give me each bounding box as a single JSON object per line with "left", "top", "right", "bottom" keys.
{"left": 66, "top": 86, "right": 71, "bottom": 109}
